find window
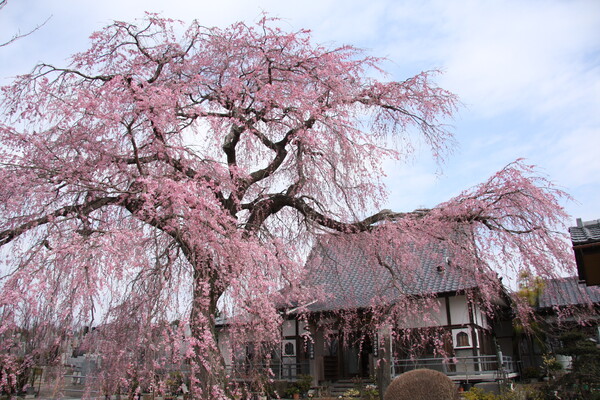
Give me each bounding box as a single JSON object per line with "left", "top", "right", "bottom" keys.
{"left": 283, "top": 340, "right": 296, "bottom": 356}
{"left": 456, "top": 331, "right": 470, "bottom": 347}
{"left": 284, "top": 341, "right": 295, "bottom": 356}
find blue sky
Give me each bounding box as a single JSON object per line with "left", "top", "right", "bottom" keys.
{"left": 1, "top": 0, "right": 599, "bottom": 226}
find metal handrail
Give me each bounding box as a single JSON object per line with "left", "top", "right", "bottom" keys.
{"left": 392, "top": 354, "right": 517, "bottom": 376}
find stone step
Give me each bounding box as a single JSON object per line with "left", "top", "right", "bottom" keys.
{"left": 329, "top": 379, "right": 375, "bottom": 395}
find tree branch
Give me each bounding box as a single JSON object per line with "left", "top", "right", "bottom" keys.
{"left": 35, "top": 64, "right": 113, "bottom": 82}
{"left": 0, "top": 196, "right": 124, "bottom": 247}
{"left": 247, "top": 116, "right": 316, "bottom": 185}
{"left": 243, "top": 194, "right": 427, "bottom": 234}
{"left": 0, "top": 2, "right": 51, "bottom": 48}
{"left": 222, "top": 124, "right": 244, "bottom": 168}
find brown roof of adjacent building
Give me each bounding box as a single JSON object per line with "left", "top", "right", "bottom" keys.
{"left": 569, "top": 219, "right": 600, "bottom": 245}
{"left": 537, "top": 276, "right": 600, "bottom": 309}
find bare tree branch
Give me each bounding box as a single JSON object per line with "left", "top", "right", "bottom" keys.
{"left": 0, "top": 1, "right": 51, "bottom": 48}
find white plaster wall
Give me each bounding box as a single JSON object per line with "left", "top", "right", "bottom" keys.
{"left": 402, "top": 298, "right": 448, "bottom": 328}
{"left": 282, "top": 320, "right": 296, "bottom": 337}
{"left": 472, "top": 303, "right": 489, "bottom": 329}
{"left": 218, "top": 330, "right": 233, "bottom": 365}
{"left": 449, "top": 295, "right": 470, "bottom": 325}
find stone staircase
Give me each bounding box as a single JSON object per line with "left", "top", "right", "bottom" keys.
{"left": 328, "top": 378, "right": 375, "bottom": 397}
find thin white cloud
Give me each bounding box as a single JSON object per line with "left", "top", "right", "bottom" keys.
{"left": 548, "top": 127, "right": 600, "bottom": 187}
{"left": 437, "top": 1, "right": 599, "bottom": 118}
{"left": 371, "top": 1, "right": 600, "bottom": 119}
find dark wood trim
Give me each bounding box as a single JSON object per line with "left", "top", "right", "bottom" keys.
{"left": 445, "top": 296, "right": 452, "bottom": 326}
{"left": 467, "top": 302, "right": 479, "bottom": 363}
{"left": 573, "top": 242, "right": 600, "bottom": 250}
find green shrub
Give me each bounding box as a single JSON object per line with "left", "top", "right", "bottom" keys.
{"left": 555, "top": 330, "right": 600, "bottom": 398}
{"left": 283, "top": 374, "right": 312, "bottom": 398}
{"left": 522, "top": 366, "right": 540, "bottom": 380}
{"left": 296, "top": 374, "right": 312, "bottom": 395}
{"left": 464, "top": 385, "right": 545, "bottom": 400}
{"left": 383, "top": 369, "right": 459, "bottom": 400}
{"left": 463, "top": 387, "right": 498, "bottom": 400}
{"left": 517, "top": 385, "right": 545, "bottom": 400}
{"left": 362, "top": 383, "right": 379, "bottom": 400}
{"left": 342, "top": 388, "right": 360, "bottom": 398}
{"left": 284, "top": 385, "right": 300, "bottom": 397}
{"left": 165, "top": 371, "right": 184, "bottom": 394}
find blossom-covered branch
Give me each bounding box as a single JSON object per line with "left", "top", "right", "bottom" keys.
{"left": 0, "top": 15, "right": 574, "bottom": 399}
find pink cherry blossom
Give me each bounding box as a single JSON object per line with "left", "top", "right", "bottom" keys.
{"left": 0, "top": 16, "right": 574, "bottom": 398}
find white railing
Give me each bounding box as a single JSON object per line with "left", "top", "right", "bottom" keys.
{"left": 393, "top": 355, "right": 516, "bottom": 377}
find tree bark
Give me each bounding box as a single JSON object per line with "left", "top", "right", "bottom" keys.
{"left": 189, "top": 266, "right": 231, "bottom": 399}
{"left": 377, "top": 329, "right": 392, "bottom": 400}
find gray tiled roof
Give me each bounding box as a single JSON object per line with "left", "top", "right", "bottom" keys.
{"left": 300, "top": 235, "right": 478, "bottom": 312}
{"left": 538, "top": 276, "right": 600, "bottom": 308}
{"left": 569, "top": 219, "right": 600, "bottom": 245}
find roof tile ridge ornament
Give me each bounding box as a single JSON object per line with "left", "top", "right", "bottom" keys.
{"left": 436, "top": 257, "right": 451, "bottom": 273}
{"left": 571, "top": 218, "right": 600, "bottom": 240}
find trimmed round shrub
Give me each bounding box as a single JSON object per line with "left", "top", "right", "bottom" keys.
{"left": 384, "top": 368, "right": 459, "bottom": 400}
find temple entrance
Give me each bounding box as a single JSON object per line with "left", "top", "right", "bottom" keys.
{"left": 340, "top": 333, "right": 372, "bottom": 378}
{"left": 320, "top": 328, "right": 374, "bottom": 381}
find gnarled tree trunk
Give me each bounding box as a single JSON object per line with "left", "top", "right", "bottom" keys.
{"left": 189, "top": 266, "right": 231, "bottom": 399}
